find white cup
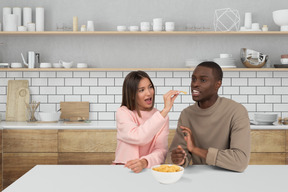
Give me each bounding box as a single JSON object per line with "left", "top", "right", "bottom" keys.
{"left": 87, "top": 20, "right": 94, "bottom": 31}
{"left": 251, "top": 23, "right": 260, "bottom": 31}
{"left": 117, "top": 25, "right": 126, "bottom": 31}
{"left": 18, "top": 26, "right": 27, "bottom": 32}
{"left": 153, "top": 18, "right": 163, "bottom": 26}
{"left": 129, "top": 26, "right": 139, "bottom": 31}
{"left": 153, "top": 24, "right": 163, "bottom": 32}
{"left": 27, "top": 23, "right": 36, "bottom": 31}
{"left": 165, "top": 22, "right": 175, "bottom": 31}
{"left": 140, "top": 22, "right": 150, "bottom": 31}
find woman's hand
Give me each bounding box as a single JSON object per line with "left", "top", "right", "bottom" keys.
{"left": 125, "top": 158, "right": 148, "bottom": 173}
{"left": 161, "top": 90, "right": 180, "bottom": 117}
{"left": 180, "top": 126, "right": 196, "bottom": 153}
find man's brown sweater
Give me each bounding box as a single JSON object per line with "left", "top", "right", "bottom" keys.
{"left": 167, "top": 97, "right": 251, "bottom": 172}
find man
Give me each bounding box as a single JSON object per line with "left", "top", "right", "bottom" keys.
{"left": 167, "top": 61, "right": 250, "bottom": 172}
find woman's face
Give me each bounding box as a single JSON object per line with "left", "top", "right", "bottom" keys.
{"left": 136, "top": 77, "right": 154, "bottom": 111}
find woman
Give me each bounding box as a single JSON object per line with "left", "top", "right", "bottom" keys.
{"left": 113, "top": 70, "right": 180, "bottom": 173}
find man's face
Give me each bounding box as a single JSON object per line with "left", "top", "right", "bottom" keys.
{"left": 191, "top": 66, "right": 221, "bottom": 104}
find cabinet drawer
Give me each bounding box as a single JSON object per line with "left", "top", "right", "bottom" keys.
{"left": 3, "top": 129, "right": 58, "bottom": 153}
{"left": 58, "top": 130, "right": 117, "bottom": 152}
{"left": 3, "top": 153, "right": 58, "bottom": 189}
{"left": 250, "top": 153, "right": 286, "bottom": 165}
{"left": 251, "top": 130, "right": 285, "bottom": 152}
{"left": 59, "top": 152, "right": 115, "bottom": 165}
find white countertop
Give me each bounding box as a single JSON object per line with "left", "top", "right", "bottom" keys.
{"left": 1, "top": 121, "right": 288, "bottom": 129}
{"left": 3, "top": 165, "right": 287, "bottom": 192}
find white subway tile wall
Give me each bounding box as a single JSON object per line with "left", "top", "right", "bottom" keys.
{"left": 1, "top": 71, "right": 288, "bottom": 123}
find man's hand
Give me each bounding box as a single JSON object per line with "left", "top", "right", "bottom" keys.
{"left": 125, "top": 159, "right": 148, "bottom": 173}
{"left": 171, "top": 145, "right": 186, "bottom": 165}
{"left": 180, "top": 126, "right": 196, "bottom": 153}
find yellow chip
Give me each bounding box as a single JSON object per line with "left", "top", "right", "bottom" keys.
{"left": 152, "top": 165, "right": 181, "bottom": 172}
{"left": 180, "top": 91, "right": 187, "bottom": 94}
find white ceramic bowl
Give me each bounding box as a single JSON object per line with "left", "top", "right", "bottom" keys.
{"left": 53, "top": 63, "right": 63, "bottom": 68}
{"left": 40, "top": 63, "right": 52, "bottom": 68}
{"left": 151, "top": 164, "right": 184, "bottom": 184}
{"left": 254, "top": 113, "right": 278, "bottom": 125}
{"left": 37, "top": 112, "right": 61, "bottom": 122}
{"left": 273, "top": 9, "right": 288, "bottom": 31}
{"left": 77, "top": 63, "right": 88, "bottom": 68}
{"left": 281, "top": 58, "right": 288, "bottom": 64}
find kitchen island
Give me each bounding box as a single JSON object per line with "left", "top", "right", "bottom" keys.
{"left": 3, "top": 165, "right": 287, "bottom": 192}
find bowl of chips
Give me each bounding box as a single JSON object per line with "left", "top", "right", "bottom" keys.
{"left": 151, "top": 164, "right": 184, "bottom": 184}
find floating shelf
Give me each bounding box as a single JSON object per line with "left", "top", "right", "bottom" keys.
{"left": 0, "top": 31, "right": 288, "bottom": 35}
{"left": 0, "top": 68, "right": 287, "bottom": 72}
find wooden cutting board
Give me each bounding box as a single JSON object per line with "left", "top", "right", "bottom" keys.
{"left": 60, "top": 102, "right": 89, "bottom": 121}
{"left": 6, "top": 80, "right": 30, "bottom": 121}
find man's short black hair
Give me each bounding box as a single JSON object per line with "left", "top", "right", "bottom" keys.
{"left": 197, "top": 61, "right": 223, "bottom": 81}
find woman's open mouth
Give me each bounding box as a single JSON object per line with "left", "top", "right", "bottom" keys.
{"left": 145, "top": 98, "right": 153, "bottom": 105}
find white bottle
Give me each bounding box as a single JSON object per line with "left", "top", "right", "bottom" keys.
{"left": 87, "top": 20, "right": 94, "bottom": 31}
{"left": 244, "top": 12, "right": 252, "bottom": 29}
{"left": 36, "top": 7, "right": 44, "bottom": 31}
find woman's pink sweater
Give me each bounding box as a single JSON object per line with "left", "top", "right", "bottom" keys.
{"left": 113, "top": 106, "right": 169, "bottom": 168}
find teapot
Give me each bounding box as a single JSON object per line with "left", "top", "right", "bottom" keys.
{"left": 21, "top": 51, "right": 40, "bottom": 68}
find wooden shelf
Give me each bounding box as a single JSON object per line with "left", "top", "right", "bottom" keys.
{"left": 1, "top": 68, "right": 288, "bottom": 72}
{"left": 1, "top": 31, "right": 288, "bottom": 35}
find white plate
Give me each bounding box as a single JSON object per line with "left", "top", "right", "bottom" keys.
{"left": 220, "top": 66, "right": 237, "bottom": 68}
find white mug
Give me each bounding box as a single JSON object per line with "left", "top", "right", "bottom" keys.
{"left": 129, "top": 26, "right": 139, "bottom": 31}
{"left": 87, "top": 20, "right": 94, "bottom": 31}
{"left": 18, "top": 26, "right": 27, "bottom": 31}
{"left": 117, "top": 25, "right": 126, "bottom": 31}
{"left": 140, "top": 22, "right": 150, "bottom": 31}
{"left": 27, "top": 23, "right": 36, "bottom": 31}
{"left": 252, "top": 23, "right": 260, "bottom": 31}
{"left": 165, "top": 22, "right": 175, "bottom": 31}
{"left": 153, "top": 18, "right": 163, "bottom": 26}
{"left": 153, "top": 24, "right": 163, "bottom": 32}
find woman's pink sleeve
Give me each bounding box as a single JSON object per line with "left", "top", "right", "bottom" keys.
{"left": 141, "top": 118, "right": 169, "bottom": 168}
{"left": 116, "top": 107, "right": 167, "bottom": 146}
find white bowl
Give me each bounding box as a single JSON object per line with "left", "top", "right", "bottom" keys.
{"left": 273, "top": 9, "right": 288, "bottom": 31}
{"left": 40, "top": 63, "right": 52, "bottom": 68}
{"left": 11, "top": 62, "right": 22, "bottom": 68}
{"left": 77, "top": 63, "right": 88, "bottom": 68}
{"left": 281, "top": 58, "right": 288, "bottom": 64}
{"left": 37, "top": 112, "right": 61, "bottom": 122}
{"left": 151, "top": 164, "right": 184, "bottom": 184}
{"left": 53, "top": 63, "right": 63, "bottom": 68}
{"left": 254, "top": 113, "right": 277, "bottom": 125}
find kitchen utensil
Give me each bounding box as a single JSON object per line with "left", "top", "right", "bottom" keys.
{"left": 273, "top": 9, "right": 288, "bottom": 31}
{"left": 27, "top": 22, "right": 36, "bottom": 31}
{"left": 60, "top": 102, "right": 89, "bottom": 121}
{"left": 151, "top": 164, "right": 184, "bottom": 184}
{"left": 165, "top": 22, "right": 175, "bottom": 31}
{"left": 21, "top": 51, "right": 40, "bottom": 68}
{"left": 26, "top": 101, "right": 40, "bottom": 122}
{"left": 244, "top": 12, "right": 252, "bottom": 29}
{"left": 59, "top": 60, "right": 73, "bottom": 68}
{"left": 0, "top": 63, "right": 9, "bottom": 68}
{"left": 240, "top": 48, "right": 268, "bottom": 68}
{"left": 6, "top": 80, "right": 30, "bottom": 121}
{"left": 140, "top": 22, "right": 150, "bottom": 31}
{"left": 87, "top": 20, "right": 94, "bottom": 31}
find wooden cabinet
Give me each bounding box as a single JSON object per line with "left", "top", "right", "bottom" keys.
{"left": 2, "top": 130, "right": 58, "bottom": 189}
{"left": 250, "top": 130, "right": 286, "bottom": 165}
{"left": 58, "top": 130, "right": 116, "bottom": 165}
{"left": 1, "top": 128, "right": 288, "bottom": 189}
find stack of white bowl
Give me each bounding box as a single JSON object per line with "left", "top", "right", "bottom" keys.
{"left": 213, "top": 54, "right": 237, "bottom": 68}
{"left": 185, "top": 58, "right": 206, "bottom": 68}
{"left": 254, "top": 113, "right": 278, "bottom": 125}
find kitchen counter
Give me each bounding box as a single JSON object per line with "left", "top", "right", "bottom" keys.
{"left": 3, "top": 165, "right": 287, "bottom": 192}
{"left": 1, "top": 121, "right": 288, "bottom": 129}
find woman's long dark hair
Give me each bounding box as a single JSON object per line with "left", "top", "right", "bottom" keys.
{"left": 121, "top": 70, "right": 155, "bottom": 117}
